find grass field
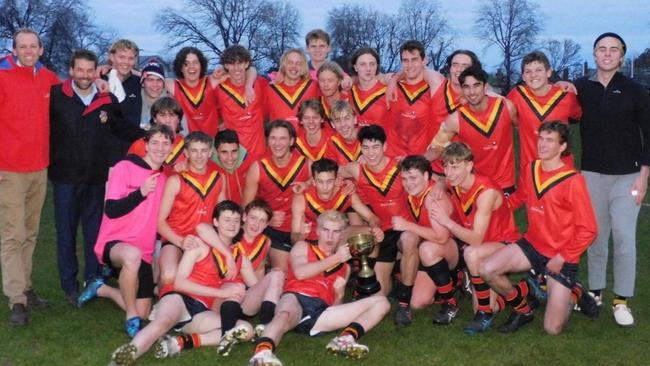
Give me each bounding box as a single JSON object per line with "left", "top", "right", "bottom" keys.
{"left": 1, "top": 127, "right": 649, "bottom": 365}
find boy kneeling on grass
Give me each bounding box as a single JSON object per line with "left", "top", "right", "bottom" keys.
{"left": 109, "top": 200, "right": 257, "bottom": 365}
{"left": 79, "top": 124, "right": 172, "bottom": 337}
{"left": 249, "top": 210, "right": 389, "bottom": 366}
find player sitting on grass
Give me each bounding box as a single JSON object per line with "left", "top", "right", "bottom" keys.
{"left": 249, "top": 210, "right": 389, "bottom": 366}
{"left": 197, "top": 199, "right": 285, "bottom": 344}
{"left": 109, "top": 201, "right": 254, "bottom": 365}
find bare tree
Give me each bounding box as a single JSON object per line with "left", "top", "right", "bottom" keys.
{"left": 155, "top": 0, "right": 301, "bottom": 69}
{"left": 397, "top": 0, "right": 454, "bottom": 71}
{"left": 474, "top": 0, "right": 544, "bottom": 91}
{"left": 327, "top": 1, "right": 454, "bottom": 73}
{"left": 326, "top": 4, "right": 402, "bottom": 72}
{"left": 0, "top": 0, "right": 112, "bottom": 73}
{"left": 251, "top": 2, "right": 300, "bottom": 72}
{"left": 541, "top": 38, "right": 581, "bottom": 76}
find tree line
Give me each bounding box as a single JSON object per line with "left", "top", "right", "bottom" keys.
{"left": 2, "top": 0, "right": 648, "bottom": 92}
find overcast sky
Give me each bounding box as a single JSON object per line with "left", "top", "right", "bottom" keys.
{"left": 87, "top": 0, "right": 650, "bottom": 70}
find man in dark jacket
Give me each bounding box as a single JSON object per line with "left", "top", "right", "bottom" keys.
{"left": 49, "top": 49, "right": 144, "bottom": 306}
{"left": 575, "top": 32, "right": 650, "bottom": 327}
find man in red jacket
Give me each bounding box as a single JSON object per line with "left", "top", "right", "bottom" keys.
{"left": 0, "top": 28, "right": 60, "bottom": 326}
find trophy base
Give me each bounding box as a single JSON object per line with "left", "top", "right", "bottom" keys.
{"left": 355, "top": 275, "right": 381, "bottom": 298}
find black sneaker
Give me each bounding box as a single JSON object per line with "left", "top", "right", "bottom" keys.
{"left": 9, "top": 303, "right": 28, "bottom": 326}
{"left": 24, "top": 290, "right": 49, "bottom": 310}
{"left": 433, "top": 303, "right": 459, "bottom": 325}
{"left": 393, "top": 304, "right": 413, "bottom": 326}
{"left": 464, "top": 310, "right": 495, "bottom": 335}
{"left": 577, "top": 288, "right": 600, "bottom": 319}
{"left": 497, "top": 310, "right": 534, "bottom": 333}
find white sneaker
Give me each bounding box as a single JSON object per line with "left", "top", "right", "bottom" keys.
{"left": 217, "top": 324, "right": 251, "bottom": 356}
{"left": 326, "top": 334, "right": 369, "bottom": 359}
{"left": 154, "top": 335, "right": 182, "bottom": 359}
{"left": 613, "top": 303, "right": 634, "bottom": 327}
{"left": 248, "top": 349, "right": 283, "bottom": 366}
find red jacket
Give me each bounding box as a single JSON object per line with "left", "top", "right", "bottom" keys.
{"left": 0, "top": 55, "right": 59, "bottom": 172}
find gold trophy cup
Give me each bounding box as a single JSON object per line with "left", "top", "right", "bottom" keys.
{"left": 347, "top": 233, "right": 381, "bottom": 297}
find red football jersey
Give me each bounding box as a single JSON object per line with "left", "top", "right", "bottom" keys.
{"left": 215, "top": 77, "right": 268, "bottom": 158}
{"left": 508, "top": 160, "right": 596, "bottom": 263}
{"left": 174, "top": 77, "right": 220, "bottom": 137}
{"left": 507, "top": 85, "right": 581, "bottom": 173}
{"left": 457, "top": 96, "right": 515, "bottom": 190}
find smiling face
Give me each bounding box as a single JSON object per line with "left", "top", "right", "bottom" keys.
{"left": 184, "top": 140, "right": 211, "bottom": 172}
{"left": 537, "top": 130, "right": 566, "bottom": 161}
{"left": 306, "top": 39, "right": 331, "bottom": 64}
{"left": 109, "top": 48, "right": 137, "bottom": 79}
{"left": 142, "top": 75, "right": 164, "bottom": 99}
{"left": 224, "top": 60, "right": 250, "bottom": 86}
{"left": 331, "top": 111, "right": 357, "bottom": 141}
{"left": 401, "top": 50, "right": 426, "bottom": 82}
{"left": 242, "top": 208, "right": 270, "bottom": 239}
{"left": 216, "top": 142, "right": 239, "bottom": 170}
{"left": 300, "top": 107, "right": 324, "bottom": 135}
{"left": 69, "top": 58, "right": 96, "bottom": 92}
{"left": 13, "top": 32, "right": 43, "bottom": 68}
{"left": 443, "top": 160, "right": 473, "bottom": 189}
{"left": 144, "top": 132, "right": 173, "bottom": 166}
{"left": 181, "top": 53, "right": 202, "bottom": 84}
{"left": 283, "top": 51, "right": 305, "bottom": 83}
{"left": 213, "top": 210, "right": 242, "bottom": 242}
{"left": 401, "top": 168, "right": 428, "bottom": 196}
{"left": 461, "top": 75, "right": 487, "bottom": 107}
{"left": 449, "top": 53, "right": 473, "bottom": 87}
{"left": 360, "top": 139, "right": 385, "bottom": 168}
{"left": 594, "top": 36, "right": 624, "bottom": 73}
{"left": 522, "top": 61, "right": 552, "bottom": 94}
{"left": 266, "top": 127, "right": 294, "bottom": 160}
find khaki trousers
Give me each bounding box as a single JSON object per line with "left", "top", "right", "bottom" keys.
{"left": 0, "top": 170, "right": 47, "bottom": 307}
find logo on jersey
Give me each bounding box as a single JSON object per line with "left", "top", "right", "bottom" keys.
{"left": 459, "top": 98, "right": 504, "bottom": 138}
{"left": 532, "top": 160, "right": 576, "bottom": 199}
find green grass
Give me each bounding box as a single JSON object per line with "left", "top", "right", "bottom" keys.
{"left": 1, "top": 125, "right": 648, "bottom": 365}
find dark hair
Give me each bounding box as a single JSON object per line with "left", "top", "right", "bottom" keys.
{"left": 265, "top": 119, "right": 297, "bottom": 140}
{"left": 358, "top": 124, "right": 386, "bottom": 145}
{"left": 400, "top": 40, "right": 426, "bottom": 59}
{"left": 221, "top": 45, "right": 252, "bottom": 66}
{"left": 538, "top": 121, "right": 571, "bottom": 156}
{"left": 151, "top": 97, "right": 183, "bottom": 125}
{"left": 244, "top": 199, "right": 273, "bottom": 221}
{"left": 69, "top": 49, "right": 98, "bottom": 68}
{"left": 521, "top": 51, "right": 551, "bottom": 73}
{"left": 173, "top": 47, "right": 208, "bottom": 79}
{"left": 311, "top": 158, "right": 338, "bottom": 177}
{"left": 13, "top": 28, "right": 42, "bottom": 48}
{"left": 215, "top": 129, "right": 240, "bottom": 149}
{"left": 212, "top": 200, "right": 243, "bottom": 219}
{"left": 184, "top": 131, "right": 213, "bottom": 147}
{"left": 445, "top": 50, "right": 482, "bottom": 71}
{"left": 305, "top": 29, "right": 331, "bottom": 46}
{"left": 400, "top": 155, "right": 433, "bottom": 176}
{"left": 459, "top": 66, "right": 488, "bottom": 85}
{"left": 350, "top": 47, "right": 380, "bottom": 76}
{"left": 144, "top": 123, "right": 174, "bottom": 143}
{"left": 297, "top": 99, "right": 326, "bottom": 122}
